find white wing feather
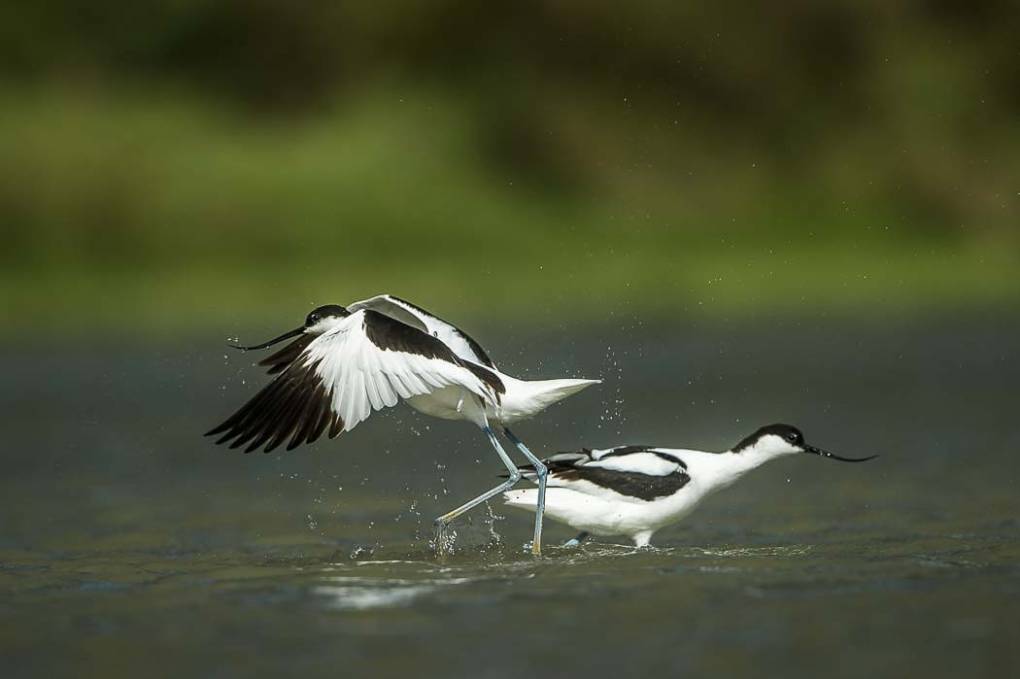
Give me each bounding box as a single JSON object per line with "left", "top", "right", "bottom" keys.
{"left": 585, "top": 452, "right": 681, "bottom": 477}
{"left": 305, "top": 310, "right": 494, "bottom": 432}
{"left": 521, "top": 447, "right": 686, "bottom": 498}
{"left": 348, "top": 294, "right": 495, "bottom": 368}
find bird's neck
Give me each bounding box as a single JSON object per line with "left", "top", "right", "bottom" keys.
{"left": 706, "top": 449, "right": 776, "bottom": 491}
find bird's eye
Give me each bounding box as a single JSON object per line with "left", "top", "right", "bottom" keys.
{"left": 787, "top": 432, "right": 799, "bottom": 442}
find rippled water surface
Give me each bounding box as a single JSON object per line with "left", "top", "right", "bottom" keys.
{"left": 2, "top": 316, "right": 1018, "bottom": 677}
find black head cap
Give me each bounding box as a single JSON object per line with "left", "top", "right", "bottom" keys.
{"left": 733, "top": 423, "right": 804, "bottom": 452}
{"left": 304, "top": 304, "right": 348, "bottom": 327}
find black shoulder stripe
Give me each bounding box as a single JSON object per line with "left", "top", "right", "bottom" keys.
{"left": 458, "top": 361, "right": 505, "bottom": 395}
{"left": 363, "top": 309, "right": 459, "bottom": 359}
{"left": 389, "top": 295, "right": 496, "bottom": 368}
{"left": 653, "top": 451, "right": 687, "bottom": 469}
{"left": 458, "top": 330, "right": 496, "bottom": 368}
{"left": 556, "top": 467, "right": 691, "bottom": 501}
{"left": 387, "top": 295, "right": 438, "bottom": 317}
{"left": 541, "top": 459, "right": 584, "bottom": 474}
{"left": 600, "top": 445, "right": 656, "bottom": 457}
{"left": 598, "top": 446, "right": 687, "bottom": 469}
{"left": 516, "top": 451, "right": 590, "bottom": 473}
{"left": 363, "top": 310, "right": 504, "bottom": 397}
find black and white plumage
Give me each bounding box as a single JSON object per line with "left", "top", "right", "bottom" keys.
{"left": 534, "top": 447, "right": 692, "bottom": 502}
{"left": 206, "top": 294, "right": 600, "bottom": 555}
{"left": 504, "top": 424, "right": 876, "bottom": 547}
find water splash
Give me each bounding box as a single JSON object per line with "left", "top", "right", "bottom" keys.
{"left": 431, "top": 523, "right": 458, "bottom": 556}
{"left": 482, "top": 502, "right": 503, "bottom": 547}
{"left": 597, "top": 344, "right": 626, "bottom": 435}
{"left": 349, "top": 545, "right": 377, "bottom": 560}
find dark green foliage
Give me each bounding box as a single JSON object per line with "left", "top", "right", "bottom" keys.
{"left": 1, "top": 2, "right": 1018, "bottom": 333}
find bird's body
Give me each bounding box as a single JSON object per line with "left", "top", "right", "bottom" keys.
{"left": 404, "top": 375, "right": 596, "bottom": 425}
{"left": 507, "top": 448, "right": 750, "bottom": 547}
{"left": 206, "top": 294, "right": 599, "bottom": 555}
{"left": 503, "top": 424, "right": 875, "bottom": 547}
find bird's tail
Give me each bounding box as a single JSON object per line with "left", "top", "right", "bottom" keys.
{"left": 501, "top": 377, "right": 600, "bottom": 419}
{"left": 503, "top": 488, "right": 540, "bottom": 513}
{"left": 532, "top": 378, "right": 601, "bottom": 402}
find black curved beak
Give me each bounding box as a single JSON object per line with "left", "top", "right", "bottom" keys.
{"left": 229, "top": 326, "right": 304, "bottom": 351}
{"left": 804, "top": 444, "right": 877, "bottom": 463}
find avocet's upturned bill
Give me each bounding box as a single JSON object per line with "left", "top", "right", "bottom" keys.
{"left": 503, "top": 424, "right": 876, "bottom": 548}
{"left": 205, "top": 294, "right": 600, "bottom": 555}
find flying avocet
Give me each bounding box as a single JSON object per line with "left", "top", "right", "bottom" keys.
{"left": 503, "top": 423, "right": 876, "bottom": 547}
{"left": 206, "top": 294, "right": 600, "bottom": 555}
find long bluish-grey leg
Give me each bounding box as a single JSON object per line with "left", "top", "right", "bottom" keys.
{"left": 502, "top": 427, "right": 548, "bottom": 556}
{"left": 434, "top": 426, "right": 521, "bottom": 540}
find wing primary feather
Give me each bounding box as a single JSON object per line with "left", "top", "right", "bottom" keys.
{"left": 233, "top": 388, "right": 294, "bottom": 451}
{"left": 301, "top": 393, "right": 330, "bottom": 446}
{"left": 244, "top": 429, "right": 274, "bottom": 454}
{"left": 224, "top": 378, "right": 295, "bottom": 447}
{"left": 206, "top": 392, "right": 262, "bottom": 437}
{"left": 263, "top": 402, "right": 301, "bottom": 453}
{"left": 208, "top": 370, "right": 291, "bottom": 439}
{"left": 258, "top": 335, "right": 314, "bottom": 375}
{"left": 306, "top": 405, "right": 332, "bottom": 445}
{"left": 289, "top": 385, "right": 328, "bottom": 450}
{"left": 328, "top": 414, "right": 344, "bottom": 439}
{"left": 239, "top": 379, "right": 307, "bottom": 453}
{"left": 264, "top": 378, "right": 316, "bottom": 453}
{"left": 226, "top": 377, "right": 300, "bottom": 449}
{"left": 207, "top": 356, "right": 329, "bottom": 454}
{"left": 280, "top": 373, "right": 324, "bottom": 450}
{"left": 288, "top": 389, "right": 322, "bottom": 450}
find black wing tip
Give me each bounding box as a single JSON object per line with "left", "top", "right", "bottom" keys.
{"left": 204, "top": 350, "right": 340, "bottom": 454}
{"left": 206, "top": 411, "right": 344, "bottom": 454}
{"left": 256, "top": 335, "right": 315, "bottom": 374}
{"left": 206, "top": 422, "right": 237, "bottom": 440}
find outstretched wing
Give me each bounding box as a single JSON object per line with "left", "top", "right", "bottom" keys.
{"left": 518, "top": 445, "right": 691, "bottom": 502}
{"left": 252, "top": 334, "right": 316, "bottom": 375}
{"left": 207, "top": 310, "right": 501, "bottom": 453}
{"left": 348, "top": 294, "right": 496, "bottom": 368}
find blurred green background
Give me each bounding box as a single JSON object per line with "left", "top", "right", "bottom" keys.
{"left": 1, "top": 1, "right": 1018, "bottom": 335}
{"left": 3, "top": 6, "right": 1020, "bottom": 677}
